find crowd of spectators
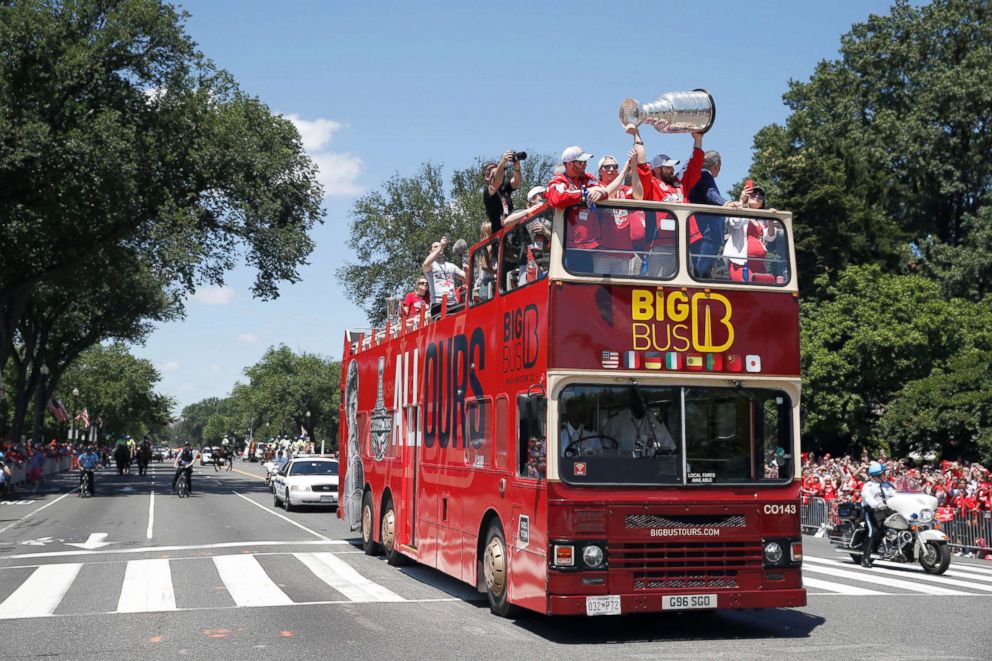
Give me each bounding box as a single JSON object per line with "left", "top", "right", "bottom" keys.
{"left": 0, "top": 438, "right": 77, "bottom": 496}
{"left": 801, "top": 452, "right": 992, "bottom": 517}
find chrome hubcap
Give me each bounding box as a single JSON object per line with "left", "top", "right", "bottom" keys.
{"left": 383, "top": 509, "right": 396, "bottom": 552}
{"left": 362, "top": 503, "right": 372, "bottom": 544}
{"left": 484, "top": 536, "right": 506, "bottom": 597}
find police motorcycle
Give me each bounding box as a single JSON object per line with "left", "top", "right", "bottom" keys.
{"left": 828, "top": 475, "right": 951, "bottom": 575}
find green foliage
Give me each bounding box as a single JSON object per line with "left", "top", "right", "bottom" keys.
{"left": 746, "top": 0, "right": 992, "bottom": 292}
{"left": 800, "top": 265, "right": 992, "bottom": 455}
{"left": 58, "top": 343, "right": 174, "bottom": 439}
{"left": 878, "top": 350, "right": 992, "bottom": 463}
{"left": 178, "top": 346, "right": 341, "bottom": 450}
{"left": 338, "top": 154, "right": 556, "bottom": 324}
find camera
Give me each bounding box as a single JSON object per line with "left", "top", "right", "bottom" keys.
{"left": 512, "top": 151, "right": 527, "bottom": 162}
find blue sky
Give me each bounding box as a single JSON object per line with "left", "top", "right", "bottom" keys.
{"left": 139, "top": 0, "right": 905, "bottom": 412}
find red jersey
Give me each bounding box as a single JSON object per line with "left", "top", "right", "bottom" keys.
{"left": 402, "top": 291, "right": 428, "bottom": 318}
{"left": 637, "top": 148, "right": 703, "bottom": 248}
{"left": 545, "top": 172, "right": 600, "bottom": 209}
{"left": 594, "top": 186, "right": 645, "bottom": 255}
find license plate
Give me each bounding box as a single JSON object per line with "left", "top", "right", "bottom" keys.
{"left": 662, "top": 593, "right": 717, "bottom": 610}
{"left": 585, "top": 595, "right": 621, "bottom": 616}
{"left": 319, "top": 495, "right": 336, "bottom": 503}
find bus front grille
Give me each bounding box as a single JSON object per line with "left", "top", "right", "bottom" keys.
{"left": 610, "top": 541, "right": 763, "bottom": 574}
{"left": 633, "top": 574, "right": 739, "bottom": 590}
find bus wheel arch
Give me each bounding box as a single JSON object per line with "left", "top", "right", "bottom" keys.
{"left": 361, "top": 487, "right": 380, "bottom": 556}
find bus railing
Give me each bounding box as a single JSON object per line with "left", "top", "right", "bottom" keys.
{"left": 802, "top": 496, "right": 992, "bottom": 553}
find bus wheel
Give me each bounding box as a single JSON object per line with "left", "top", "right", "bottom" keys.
{"left": 483, "top": 521, "right": 517, "bottom": 617}
{"left": 361, "top": 492, "right": 380, "bottom": 556}
{"left": 382, "top": 501, "right": 406, "bottom": 566}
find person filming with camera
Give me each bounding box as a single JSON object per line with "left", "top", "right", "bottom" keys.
{"left": 482, "top": 149, "right": 525, "bottom": 232}
{"left": 860, "top": 461, "right": 898, "bottom": 568}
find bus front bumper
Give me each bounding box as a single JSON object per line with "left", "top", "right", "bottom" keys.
{"left": 547, "top": 588, "right": 807, "bottom": 616}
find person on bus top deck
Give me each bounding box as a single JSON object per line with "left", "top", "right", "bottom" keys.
{"left": 860, "top": 461, "right": 898, "bottom": 568}
{"left": 723, "top": 183, "right": 780, "bottom": 283}
{"left": 545, "top": 146, "right": 609, "bottom": 273}
{"left": 421, "top": 236, "right": 465, "bottom": 315}
{"left": 591, "top": 153, "right": 646, "bottom": 276}
{"left": 482, "top": 149, "right": 522, "bottom": 233}
{"left": 628, "top": 125, "right": 705, "bottom": 277}
{"left": 403, "top": 277, "right": 430, "bottom": 320}
{"left": 687, "top": 150, "right": 742, "bottom": 278}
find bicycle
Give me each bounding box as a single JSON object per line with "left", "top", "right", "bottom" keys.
{"left": 176, "top": 467, "right": 191, "bottom": 498}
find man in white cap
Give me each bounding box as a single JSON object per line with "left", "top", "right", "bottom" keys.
{"left": 629, "top": 126, "right": 706, "bottom": 276}
{"left": 546, "top": 146, "right": 609, "bottom": 272}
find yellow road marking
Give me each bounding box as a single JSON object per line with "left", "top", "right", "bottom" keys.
{"left": 230, "top": 468, "right": 265, "bottom": 481}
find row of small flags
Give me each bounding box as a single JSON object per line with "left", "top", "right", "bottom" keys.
{"left": 44, "top": 400, "right": 95, "bottom": 427}
{"left": 602, "top": 351, "right": 762, "bottom": 373}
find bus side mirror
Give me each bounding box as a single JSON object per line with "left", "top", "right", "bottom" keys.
{"left": 527, "top": 383, "right": 546, "bottom": 398}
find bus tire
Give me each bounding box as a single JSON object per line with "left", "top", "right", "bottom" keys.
{"left": 381, "top": 500, "right": 407, "bottom": 566}
{"left": 361, "top": 491, "right": 380, "bottom": 556}
{"left": 482, "top": 520, "right": 517, "bottom": 617}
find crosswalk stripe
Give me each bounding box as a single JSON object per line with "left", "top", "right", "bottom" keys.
{"left": 0, "top": 563, "right": 82, "bottom": 619}
{"left": 213, "top": 555, "right": 293, "bottom": 607}
{"left": 802, "top": 558, "right": 969, "bottom": 595}
{"left": 945, "top": 567, "right": 992, "bottom": 583}
{"left": 857, "top": 560, "right": 992, "bottom": 592}
{"left": 295, "top": 552, "right": 405, "bottom": 602}
{"left": 801, "top": 575, "right": 889, "bottom": 595}
{"left": 117, "top": 559, "right": 176, "bottom": 613}
{"left": 943, "top": 563, "right": 992, "bottom": 579}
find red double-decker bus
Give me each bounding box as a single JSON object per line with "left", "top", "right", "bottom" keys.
{"left": 338, "top": 197, "right": 806, "bottom": 616}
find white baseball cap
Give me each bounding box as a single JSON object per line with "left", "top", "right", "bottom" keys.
{"left": 526, "top": 185, "right": 546, "bottom": 201}
{"left": 561, "top": 146, "right": 593, "bottom": 163}
{"left": 650, "top": 154, "right": 680, "bottom": 170}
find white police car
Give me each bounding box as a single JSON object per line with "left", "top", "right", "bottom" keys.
{"left": 272, "top": 458, "right": 339, "bottom": 511}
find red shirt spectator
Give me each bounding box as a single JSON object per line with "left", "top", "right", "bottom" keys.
{"left": 403, "top": 279, "right": 430, "bottom": 318}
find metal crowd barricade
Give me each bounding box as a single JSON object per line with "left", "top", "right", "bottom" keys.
{"left": 801, "top": 496, "right": 829, "bottom": 535}
{"left": 941, "top": 510, "right": 992, "bottom": 553}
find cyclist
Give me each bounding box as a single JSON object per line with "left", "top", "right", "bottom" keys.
{"left": 77, "top": 445, "right": 100, "bottom": 495}
{"left": 172, "top": 442, "right": 197, "bottom": 494}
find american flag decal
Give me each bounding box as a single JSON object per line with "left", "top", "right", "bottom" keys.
{"left": 601, "top": 351, "right": 619, "bottom": 369}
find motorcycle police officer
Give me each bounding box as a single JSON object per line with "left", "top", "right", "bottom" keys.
{"left": 860, "top": 461, "right": 897, "bottom": 567}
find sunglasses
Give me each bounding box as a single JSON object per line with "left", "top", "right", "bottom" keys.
{"left": 600, "top": 164, "right": 619, "bottom": 171}
{"left": 417, "top": 282, "right": 427, "bottom": 286}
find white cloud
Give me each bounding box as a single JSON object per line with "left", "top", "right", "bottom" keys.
{"left": 158, "top": 361, "right": 181, "bottom": 374}
{"left": 284, "top": 114, "right": 342, "bottom": 152}
{"left": 191, "top": 285, "right": 235, "bottom": 305}
{"left": 237, "top": 333, "right": 259, "bottom": 344}
{"left": 284, "top": 113, "right": 364, "bottom": 198}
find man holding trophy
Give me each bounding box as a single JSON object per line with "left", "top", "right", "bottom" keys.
{"left": 621, "top": 90, "right": 713, "bottom": 277}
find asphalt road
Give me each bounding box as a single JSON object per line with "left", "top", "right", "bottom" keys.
{"left": 1, "top": 461, "right": 990, "bottom": 660}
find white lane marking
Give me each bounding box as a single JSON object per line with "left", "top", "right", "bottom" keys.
{"left": 233, "top": 491, "right": 329, "bottom": 541}
{"left": 0, "top": 563, "right": 83, "bottom": 619}
{"left": 146, "top": 490, "right": 155, "bottom": 540}
{"left": 213, "top": 555, "right": 293, "bottom": 607}
{"left": 117, "top": 559, "right": 176, "bottom": 613}
{"left": 801, "top": 575, "right": 888, "bottom": 595}
{"left": 295, "top": 552, "right": 405, "bottom": 602}
{"left": 852, "top": 560, "right": 992, "bottom": 592}
{"left": 0, "top": 488, "right": 77, "bottom": 537}
{"left": 802, "top": 560, "right": 969, "bottom": 595}
{"left": 942, "top": 563, "right": 992, "bottom": 579}
{"left": 7, "top": 539, "right": 348, "bottom": 560}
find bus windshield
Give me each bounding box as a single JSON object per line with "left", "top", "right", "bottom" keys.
{"left": 558, "top": 384, "right": 792, "bottom": 486}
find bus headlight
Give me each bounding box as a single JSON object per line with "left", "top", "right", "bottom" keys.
{"left": 582, "top": 544, "right": 605, "bottom": 568}
{"left": 763, "top": 541, "right": 783, "bottom": 565}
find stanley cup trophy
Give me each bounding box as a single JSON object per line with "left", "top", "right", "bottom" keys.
{"left": 619, "top": 89, "right": 716, "bottom": 134}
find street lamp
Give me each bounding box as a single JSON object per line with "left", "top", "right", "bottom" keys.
{"left": 32, "top": 364, "right": 49, "bottom": 443}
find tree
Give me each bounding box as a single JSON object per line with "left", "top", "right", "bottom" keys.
{"left": 0, "top": 0, "right": 325, "bottom": 376}
{"left": 799, "top": 265, "right": 992, "bottom": 455}
{"left": 237, "top": 345, "right": 341, "bottom": 447}
{"left": 878, "top": 350, "right": 992, "bottom": 463}
{"left": 746, "top": 0, "right": 992, "bottom": 292}
{"left": 58, "top": 343, "right": 174, "bottom": 441}
{"left": 337, "top": 154, "right": 556, "bottom": 324}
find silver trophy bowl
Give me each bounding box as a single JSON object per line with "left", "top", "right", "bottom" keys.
{"left": 620, "top": 89, "right": 716, "bottom": 134}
